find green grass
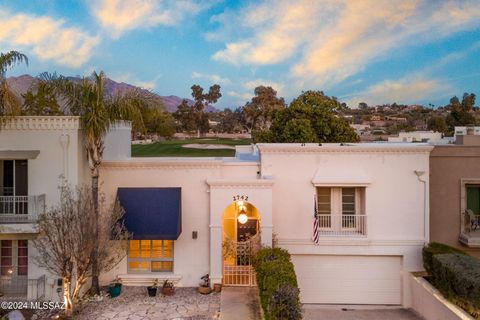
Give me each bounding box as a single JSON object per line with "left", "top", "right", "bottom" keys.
{"left": 131, "top": 138, "right": 251, "bottom": 157}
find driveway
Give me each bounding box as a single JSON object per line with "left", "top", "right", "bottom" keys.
{"left": 303, "top": 306, "right": 424, "bottom": 320}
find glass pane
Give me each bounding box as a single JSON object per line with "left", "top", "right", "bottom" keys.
{"left": 18, "top": 266, "right": 27, "bottom": 276}
{"left": 467, "top": 186, "right": 480, "bottom": 214}
{"left": 316, "top": 187, "right": 331, "bottom": 214}
{"left": 18, "top": 247, "right": 27, "bottom": 257}
{"left": 152, "top": 261, "right": 173, "bottom": 272}
{"left": 1, "top": 247, "right": 12, "bottom": 257}
{"left": 140, "top": 240, "right": 151, "bottom": 258}
{"left": 162, "top": 261, "right": 173, "bottom": 271}
{"left": 1, "top": 240, "right": 12, "bottom": 247}
{"left": 17, "top": 240, "right": 28, "bottom": 247}
{"left": 163, "top": 241, "right": 173, "bottom": 258}
{"left": 1, "top": 257, "right": 12, "bottom": 266}
{"left": 151, "top": 240, "right": 163, "bottom": 258}
{"left": 18, "top": 257, "right": 28, "bottom": 266}
{"left": 342, "top": 188, "right": 355, "bottom": 214}
{"left": 129, "top": 240, "right": 140, "bottom": 250}
{"left": 1, "top": 266, "right": 12, "bottom": 276}
{"left": 129, "top": 261, "right": 149, "bottom": 271}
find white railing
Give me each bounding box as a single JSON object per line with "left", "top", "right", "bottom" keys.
{"left": 0, "top": 194, "right": 45, "bottom": 223}
{"left": 0, "top": 276, "right": 27, "bottom": 297}
{"left": 28, "top": 275, "right": 46, "bottom": 300}
{"left": 317, "top": 214, "right": 367, "bottom": 236}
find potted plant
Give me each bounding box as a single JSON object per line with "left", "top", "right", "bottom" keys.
{"left": 108, "top": 276, "right": 122, "bottom": 298}
{"left": 147, "top": 279, "right": 158, "bottom": 297}
{"left": 198, "top": 274, "right": 211, "bottom": 294}
{"left": 161, "top": 280, "right": 175, "bottom": 296}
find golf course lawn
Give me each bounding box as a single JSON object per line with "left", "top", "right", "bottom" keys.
{"left": 131, "top": 138, "right": 252, "bottom": 157}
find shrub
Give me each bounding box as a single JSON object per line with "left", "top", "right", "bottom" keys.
{"left": 270, "top": 284, "right": 302, "bottom": 320}
{"left": 422, "top": 242, "right": 467, "bottom": 276}
{"left": 253, "top": 247, "right": 302, "bottom": 320}
{"left": 432, "top": 253, "right": 480, "bottom": 319}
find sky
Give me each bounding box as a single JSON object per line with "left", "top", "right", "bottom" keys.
{"left": 1, "top": 0, "right": 479, "bottom": 109}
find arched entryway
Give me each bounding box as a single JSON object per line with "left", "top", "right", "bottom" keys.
{"left": 222, "top": 200, "right": 261, "bottom": 286}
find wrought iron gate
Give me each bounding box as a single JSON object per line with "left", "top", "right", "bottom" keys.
{"left": 223, "top": 235, "right": 259, "bottom": 286}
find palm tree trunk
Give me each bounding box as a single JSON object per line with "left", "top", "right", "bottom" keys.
{"left": 91, "top": 174, "right": 100, "bottom": 295}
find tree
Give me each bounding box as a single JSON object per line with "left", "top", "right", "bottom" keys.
{"left": 243, "top": 86, "right": 285, "bottom": 131}
{"left": 23, "top": 80, "right": 63, "bottom": 115}
{"left": 254, "top": 91, "right": 359, "bottom": 143}
{"left": 190, "top": 84, "right": 222, "bottom": 136}
{"left": 427, "top": 116, "right": 448, "bottom": 135}
{"left": 358, "top": 102, "right": 368, "bottom": 110}
{"left": 173, "top": 99, "right": 197, "bottom": 133}
{"left": 46, "top": 71, "right": 152, "bottom": 294}
{"left": 446, "top": 93, "right": 476, "bottom": 132}
{"left": 0, "top": 51, "right": 28, "bottom": 125}
{"left": 34, "top": 184, "right": 128, "bottom": 316}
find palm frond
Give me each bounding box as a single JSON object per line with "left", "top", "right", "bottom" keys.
{"left": 0, "top": 51, "right": 28, "bottom": 79}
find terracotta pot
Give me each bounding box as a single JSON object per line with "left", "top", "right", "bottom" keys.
{"left": 213, "top": 283, "right": 222, "bottom": 293}
{"left": 198, "top": 286, "right": 212, "bottom": 294}
{"left": 162, "top": 286, "right": 175, "bottom": 296}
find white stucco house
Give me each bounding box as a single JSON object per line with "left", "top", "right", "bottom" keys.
{"left": 2, "top": 116, "right": 432, "bottom": 308}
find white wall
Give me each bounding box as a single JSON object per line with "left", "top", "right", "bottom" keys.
{"left": 257, "top": 143, "right": 432, "bottom": 306}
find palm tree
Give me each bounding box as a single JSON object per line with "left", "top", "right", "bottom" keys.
{"left": 0, "top": 51, "right": 28, "bottom": 124}
{"left": 48, "top": 70, "right": 154, "bottom": 294}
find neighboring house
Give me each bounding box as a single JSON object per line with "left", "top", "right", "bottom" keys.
{"left": 430, "top": 132, "right": 480, "bottom": 258}
{"left": 388, "top": 131, "right": 443, "bottom": 143}
{"left": 0, "top": 117, "right": 128, "bottom": 300}
{"left": 100, "top": 135, "right": 432, "bottom": 307}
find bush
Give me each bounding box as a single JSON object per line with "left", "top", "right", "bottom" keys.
{"left": 270, "top": 284, "right": 302, "bottom": 320}
{"left": 422, "top": 242, "right": 467, "bottom": 276}
{"left": 253, "top": 248, "right": 302, "bottom": 320}
{"left": 432, "top": 254, "right": 480, "bottom": 319}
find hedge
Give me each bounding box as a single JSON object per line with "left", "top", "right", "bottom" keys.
{"left": 422, "top": 242, "right": 467, "bottom": 276}
{"left": 432, "top": 253, "right": 480, "bottom": 319}
{"left": 253, "top": 247, "right": 302, "bottom": 320}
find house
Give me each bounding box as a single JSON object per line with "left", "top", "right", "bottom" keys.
{"left": 99, "top": 129, "right": 432, "bottom": 307}
{"left": 3, "top": 116, "right": 433, "bottom": 308}
{"left": 430, "top": 131, "right": 480, "bottom": 258}
{"left": 388, "top": 131, "right": 443, "bottom": 143}
{"left": 0, "top": 116, "right": 129, "bottom": 300}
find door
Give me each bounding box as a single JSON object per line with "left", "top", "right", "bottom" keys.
{"left": 0, "top": 240, "right": 28, "bottom": 296}
{"left": 292, "top": 255, "right": 402, "bottom": 305}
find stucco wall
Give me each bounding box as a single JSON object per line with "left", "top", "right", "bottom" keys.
{"left": 430, "top": 145, "right": 480, "bottom": 258}
{"left": 99, "top": 159, "right": 260, "bottom": 287}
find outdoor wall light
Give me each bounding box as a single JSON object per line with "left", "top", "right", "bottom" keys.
{"left": 238, "top": 208, "right": 248, "bottom": 224}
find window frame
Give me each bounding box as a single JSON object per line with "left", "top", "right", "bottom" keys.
{"left": 127, "top": 240, "right": 174, "bottom": 274}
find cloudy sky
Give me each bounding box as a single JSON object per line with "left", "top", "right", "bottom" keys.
{"left": 1, "top": 0, "right": 479, "bottom": 109}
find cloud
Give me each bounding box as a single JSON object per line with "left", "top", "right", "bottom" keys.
{"left": 89, "top": 0, "right": 207, "bottom": 37}
{"left": 243, "top": 79, "right": 284, "bottom": 94}
{"left": 343, "top": 77, "right": 451, "bottom": 108}
{"left": 211, "top": 0, "right": 480, "bottom": 86}
{"left": 0, "top": 10, "right": 99, "bottom": 67}
{"left": 113, "top": 73, "right": 162, "bottom": 90}
{"left": 191, "top": 71, "right": 231, "bottom": 85}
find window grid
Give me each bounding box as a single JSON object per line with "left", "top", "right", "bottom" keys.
{"left": 128, "top": 240, "right": 173, "bottom": 273}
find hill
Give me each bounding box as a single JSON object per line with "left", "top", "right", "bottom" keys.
{"left": 6, "top": 74, "right": 218, "bottom": 113}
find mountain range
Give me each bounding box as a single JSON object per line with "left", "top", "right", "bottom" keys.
{"left": 6, "top": 74, "right": 219, "bottom": 113}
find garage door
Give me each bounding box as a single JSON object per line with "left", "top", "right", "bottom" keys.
{"left": 292, "top": 255, "right": 402, "bottom": 305}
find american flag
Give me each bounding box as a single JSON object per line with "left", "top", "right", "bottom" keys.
{"left": 312, "top": 195, "right": 320, "bottom": 244}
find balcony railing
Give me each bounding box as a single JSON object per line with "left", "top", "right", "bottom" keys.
{"left": 459, "top": 210, "right": 480, "bottom": 247}
{"left": 0, "top": 194, "right": 45, "bottom": 223}
{"left": 0, "top": 275, "right": 46, "bottom": 299}
{"left": 317, "top": 214, "right": 367, "bottom": 237}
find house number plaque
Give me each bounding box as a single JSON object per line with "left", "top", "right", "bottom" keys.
{"left": 232, "top": 195, "right": 248, "bottom": 201}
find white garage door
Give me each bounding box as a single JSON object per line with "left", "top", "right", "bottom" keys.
{"left": 292, "top": 255, "right": 402, "bottom": 305}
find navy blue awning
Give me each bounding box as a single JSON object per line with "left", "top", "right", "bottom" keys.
{"left": 117, "top": 188, "right": 182, "bottom": 240}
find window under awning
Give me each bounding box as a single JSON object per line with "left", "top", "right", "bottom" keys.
{"left": 116, "top": 188, "right": 182, "bottom": 240}
{"left": 311, "top": 166, "right": 372, "bottom": 187}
